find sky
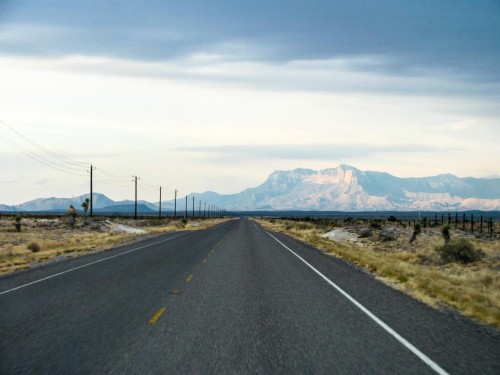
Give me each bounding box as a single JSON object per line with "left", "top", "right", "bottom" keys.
{"left": 1, "top": 0, "right": 499, "bottom": 205}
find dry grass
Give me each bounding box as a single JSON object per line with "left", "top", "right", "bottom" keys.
{"left": 0, "top": 217, "right": 230, "bottom": 275}
{"left": 255, "top": 218, "right": 500, "bottom": 329}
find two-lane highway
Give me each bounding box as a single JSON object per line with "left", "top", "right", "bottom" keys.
{"left": 1, "top": 218, "right": 499, "bottom": 374}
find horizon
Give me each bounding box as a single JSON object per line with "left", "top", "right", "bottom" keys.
{"left": 1, "top": 2, "right": 499, "bottom": 205}
{"left": 2, "top": 164, "right": 499, "bottom": 208}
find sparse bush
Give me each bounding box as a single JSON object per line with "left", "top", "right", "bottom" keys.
{"left": 436, "top": 238, "right": 483, "bottom": 264}
{"left": 381, "top": 233, "right": 396, "bottom": 242}
{"left": 359, "top": 229, "right": 372, "bottom": 238}
{"left": 387, "top": 215, "right": 398, "bottom": 222}
{"left": 27, "top": 242, "right": 41, "bottom": 252}
{"left": 295, "top": 222, "right": 311, "bottom": 230}
{"left": 370, "top": 220, "right": 382, "bottom": 229}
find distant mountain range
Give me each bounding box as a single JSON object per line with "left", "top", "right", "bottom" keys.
{"left": 1, "top": 165, "right": 499, "bottom": 212}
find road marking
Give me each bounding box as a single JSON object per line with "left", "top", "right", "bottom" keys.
{"left": 186, "top": 274, "right": 193, "bottom": 282}
{"left": 0, "top": 232, "right": 189, "bottom": 296}
{"left": 149, "top": 307, "right": 166, "bottom": 324}
{"left": 267, "top": 232, "right": 449, "bottom": 375}
{"left": 252, "top": 222, "right": 261, "bottom": 232}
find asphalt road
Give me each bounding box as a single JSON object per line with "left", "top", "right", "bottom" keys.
{"left": 1, "top": 218, "right": 499, "bottom": 374}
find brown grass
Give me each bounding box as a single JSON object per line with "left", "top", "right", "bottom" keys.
{"left": 0, "top": 217, "right": 230, "bottom": 275}
{"left": 255, "top": 218, "right": 500, "bottom": 329}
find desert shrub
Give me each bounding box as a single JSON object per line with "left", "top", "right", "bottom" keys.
{"left": 359, "top": 229, "right": 372, "bottom": 238}
{"left": 387, "top": 215, "right": 398, "bottom": 222}
{"left": 295, "top": 222, "right": 311, "bottom": 230}
{"left": 380, "top": 233, "right": 396, "bottom": 242}
{"left": 27, "top": 242, "right": 41, "bottom": 252}
{"left": 370, "top": 220, "right": 382, "bottom": 229}
{"left": 436, "top": 238, "right": 483, "bottom": 264}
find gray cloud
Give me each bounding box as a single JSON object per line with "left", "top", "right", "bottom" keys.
{"left": 1, "top": 0, "right": 499, "bottom": 82}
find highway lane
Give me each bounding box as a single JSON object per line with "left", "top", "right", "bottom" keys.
{"left": 1, "top": 218, "right": 499, "bottom": 374}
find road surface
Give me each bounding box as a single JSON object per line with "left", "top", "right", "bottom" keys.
{"left": 1, "top": 218, "right": 499, "bottom": 374}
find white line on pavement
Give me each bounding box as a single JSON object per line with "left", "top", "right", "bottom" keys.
{"left": 267, "top": 231, "right": 449, "bottom": 375}
{"left": 0, "top": 233, "right": 189, "bottom": 296}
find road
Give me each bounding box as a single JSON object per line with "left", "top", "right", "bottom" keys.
{"left": 1, "top": 218, "right": 499, "bottom": 374}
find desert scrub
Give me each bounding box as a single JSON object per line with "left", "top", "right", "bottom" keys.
{"left": 436, "top": 238, "right": 484, "bottom": 264}
{"left": 254, "top": 218, "right": 500, "bottom": 328}
{"left": 27, "top": 242, "right": 41, "bottom": 253}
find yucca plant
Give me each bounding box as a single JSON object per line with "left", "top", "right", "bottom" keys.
{"left": 441, "top": 224, "right": 451, "bottom": 245}
{"left": 410, "top": 222, "right": 422, "bottom": 244}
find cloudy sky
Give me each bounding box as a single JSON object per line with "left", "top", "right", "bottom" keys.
{"left": 1, "top": 1, "right": 499, "bottom": 205}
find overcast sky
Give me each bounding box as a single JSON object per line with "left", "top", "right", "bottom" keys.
{"left": 1, "top": 1, "right": 499, "bottom": 205}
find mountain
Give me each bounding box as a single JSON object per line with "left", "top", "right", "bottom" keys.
{"left": 1, "top": 193, "right": 157, "bottom": 213}
{"left": 2, "top": 165, "right": 499, "bottom": 212}
{"left": 189, "top": 165, "right": 500, "bottom": 211}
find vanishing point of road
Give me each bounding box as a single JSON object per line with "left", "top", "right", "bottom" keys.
{"left": 1, "top": 218, "right": 499, "bottom": 374}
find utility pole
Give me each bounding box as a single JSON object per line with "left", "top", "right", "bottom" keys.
{"left": 174, "top": 190, "right": 177, "bottom": 219}
{"left": 184, "top": 195, "right": 188, "bottom": 220}
{"left": 89, "top": 164, "right": 95, "bottom": 217}
{"left": 199, "top": 201, "right": 201, "bottom": 217}
{"left": 159, "top": 186, "right": 162, "bottom": 220}
{"left": 204, "top": 202, "right": 206, "bottom": 218}
{"left": 133, "top": 176, "right": 139, "bottom": 220}
{"left": 192, "top": 196, "right": 195, "bottom": 218}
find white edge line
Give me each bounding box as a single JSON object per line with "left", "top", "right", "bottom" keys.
{"left": 0, "top": 232, "right": 189, "bottom": 296}
{"left": 266, "top": 231, "right": 449, "bottom": 375}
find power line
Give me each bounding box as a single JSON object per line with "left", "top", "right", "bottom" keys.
{"left": 0, "top": 133, "right": 88, "bottom": 176}
{"left": 95, "top": 168, "right": 131, "bottom": 182}
{"left": 93, "top": 175, "right": 133, "bottom": 188}
{"left": 0, "top": 120, "right": 89, "bottom": 167}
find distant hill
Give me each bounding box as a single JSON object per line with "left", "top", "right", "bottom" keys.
{"left": 2, "top": 165, "right": 499, "bottom": 212}
{"left": 94, "top": 204, "right": 157, "bottom": 214}
{"left": 0, "top": 193, "right": 157, "bottom": 213}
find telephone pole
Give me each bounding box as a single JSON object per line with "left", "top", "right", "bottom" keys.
{"left": 89, "top": 164, "right": 95, "bottom": 217}
{"left": 174, "top": 190, "right": 177, "bottom": 219}
{"left": 199, "top": 201, "right": 201, "bottom": 217}
{"left": 133, "top": 176, "right": 139, "bottom": 220}
{"left": 184, "top": 195, "right": 188, "bottom": 220}
{"left": 204, "top": 202, "right": 206, "bottom": 218}
{"left": 159, "top": 186, "right": 162, "bottom": 220}
{"left": 192, "top": 196, "right": 195, "bottom": 218}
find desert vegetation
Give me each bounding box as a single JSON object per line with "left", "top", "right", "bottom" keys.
{"left": 0, "top": 215, "right": 229, "bottom": 275}
{"left": 255, "top": 217, "right": 500, "bottom": 328}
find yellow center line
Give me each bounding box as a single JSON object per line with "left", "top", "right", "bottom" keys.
{"left": 186, "top": 274, "right": 193, "bottom": 282}
{"left": 149, "top": 307, "right": 166, "bottom": 324}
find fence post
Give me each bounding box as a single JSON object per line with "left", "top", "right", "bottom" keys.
{"left": 490, "top": 218, "right": 493, "bottom": 239}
